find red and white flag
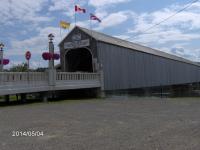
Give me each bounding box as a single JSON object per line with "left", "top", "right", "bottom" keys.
{"left": 90, "top": 13, "right": 101, "bottom": 22}
{"left": 75, "top": 5, "right": 86, "bottom": 13}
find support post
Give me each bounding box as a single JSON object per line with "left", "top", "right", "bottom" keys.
{"left": 48, "top": 34, "right": 54, "bottom": 70}
{"left": 5, "top": 95, "right": 9, "bottom": 103}
{"left": 144, "top": 88, "right": 151, "bottom": 97}
{"left": 16, "top": 94, "right": 19, "bottom": 101}
{"left": 48, "top": 69, "right": 56, "bottom": 86}
{"left": 96, "top": 88, "right": 105, "bottom": 98}
{"left": 0, "top": 43, "right": 4, "bottom": 72}
{"left": 48, "top": 34, "right": 56, "bottom": 86}
{"left": 38, "top": 92, "right": 48, "bottom": 102}
{"left": 20, "top": 93, "right": 27, "bottom": 103}
{"left": 160, "top": 85, "right": 163, "bottom": 98}
{"left": 42, "top": 92, "right": 48, "bottom": 102}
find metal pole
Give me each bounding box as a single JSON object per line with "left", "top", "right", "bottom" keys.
{"left": 27, "top": 59, "right": 30, "bottom": 83}
{"left": 48, "top": 34, "right": 56, "bottom": 86}
{"left": 74, "top": 1, "right": 76, "bottom": 26}
{"left": 0, "top": 50, "right": 3, "bottom": 72}
{"left": 48, "top": 34, "right": 54, "bottom": 69}
{"left": 0, "top": 43, "right": 4, "bottom": 72}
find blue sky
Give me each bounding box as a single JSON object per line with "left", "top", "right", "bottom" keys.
{"left": 1, "top": 0, "right": 200, "bottom": 68}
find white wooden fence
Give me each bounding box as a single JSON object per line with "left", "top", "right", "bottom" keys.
{"left": 0, "top": 72, "right": 47, "bottom": 83}
{"left": 0, "top": 71, "right": 102, "bottom": 95}
{"left": 56, "top": 72, "right": 100, "bottom": 81}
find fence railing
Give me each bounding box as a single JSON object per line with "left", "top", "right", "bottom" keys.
{"left": 0, "top": 72, "right": 47, "bottom": 84}
{"left": 0, "top": 72, "right": 101, "bottom": 84}
{"left": 56, "top": 72, "right": 101, "bottom": 81}
{"left": 0, "top": 71, "right": 102, "bottom": 95}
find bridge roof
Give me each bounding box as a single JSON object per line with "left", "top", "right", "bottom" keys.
{"left": 60, "top": 26, "right": 200, "bottom": 67}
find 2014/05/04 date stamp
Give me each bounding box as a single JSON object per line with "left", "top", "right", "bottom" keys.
{"left": 12, "top": 131, "right": 44, "bottom": 137}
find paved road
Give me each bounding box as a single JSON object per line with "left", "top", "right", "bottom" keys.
{"left": 0, "top": 97, "right": 200, "bottom": 150}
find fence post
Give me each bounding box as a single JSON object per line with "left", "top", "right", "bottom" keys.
{"left": 47, "top": 33, "right": 56, "bottom": 87}
{"left": 48, "top": 69, "right": 56, "bottom": 86}
{"left": 0, "top": 73, "right": 3, "bottom": 84}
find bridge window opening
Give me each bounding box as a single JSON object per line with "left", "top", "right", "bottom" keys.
{"left": 65, "top": 48, "right": 93, "bottom": 72}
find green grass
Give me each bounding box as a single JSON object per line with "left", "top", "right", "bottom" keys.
{"left": 0, "top": 95, "right": 19, "bottom": 102}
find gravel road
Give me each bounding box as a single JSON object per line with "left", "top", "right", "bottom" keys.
{"left": 0, "top": 97, "right": 200, "bottom": 150}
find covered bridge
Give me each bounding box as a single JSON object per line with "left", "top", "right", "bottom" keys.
{"left": 59, "top": 26, "right": 200, "bottom": 91}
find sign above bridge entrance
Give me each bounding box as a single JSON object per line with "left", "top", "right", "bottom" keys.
{"left": 72, "top": 34, "right": 81, "bottom": 41}
{"left": 64, "top": 39, "right": 90, "bottom": 49}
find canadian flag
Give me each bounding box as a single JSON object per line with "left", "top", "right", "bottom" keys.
{"left": 90, "top": 13, "right": 101, "bottom": 23}
{"left": 75, "top": 5, "right": 86, "bottom": 13}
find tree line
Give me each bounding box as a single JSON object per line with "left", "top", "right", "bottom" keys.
{"left": 4, "top": 63, "right": 47, "bottom": 72}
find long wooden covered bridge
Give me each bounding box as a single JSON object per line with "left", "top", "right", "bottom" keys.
{"left": 1, "top": 26, "right": 200, "bottom": 101}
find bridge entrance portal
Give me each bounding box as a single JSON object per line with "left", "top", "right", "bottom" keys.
{"left": 65, "top": 48, "right": 93, "bottom": 72}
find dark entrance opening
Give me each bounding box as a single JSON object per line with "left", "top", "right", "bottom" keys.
{"left": 65, "top": 48, "right": 93, "bottom": 72}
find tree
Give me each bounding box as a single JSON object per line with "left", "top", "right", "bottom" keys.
{"left": 9, "top": 63, "right": 29, "bottom": 72}
{"left": 35, "top": 67, "right": 47, "bottom": 72}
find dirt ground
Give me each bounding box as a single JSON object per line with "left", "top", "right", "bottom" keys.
{"left": 0, "top": 97, "right": 200, "bottom": 150}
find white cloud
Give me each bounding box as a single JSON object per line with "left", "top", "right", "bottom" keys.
{"left": 7, "top": 26, "right": 67, "bottom": 57}
{"left": 103, "top": 2, "right": 200, "bottom": 62}
{"left": 131, "top": 29, "right": 200, "bottom": 44}
{"left": 0, "top": 0, "right": 51, "bottom": 25}
{"left": 49, "top": 0, "right": 87, "bottom": 18}
{"left": 114, "top": 35, "right": 130, "bottom": 40}
{"left": 49, "top": 0, "right": 74, "bottom": 18}
{"left": 150, "top": 8, "right": 200, "bottom": 30}
{"left": 126, "top": 2, "right": 200, "bottom": 45}
{"left": 95, "top": 11, "right": 134, "bottom": 30}
{"left": 89, "top": 0, "right": 130, "bottom": 7}
{"left": 4, "top": 26, "right": 65, "bottom": 69}
{"left": 94, "top": 8, "right": 108, "bottom": 19}
{"left": 89, "top": 0, "right": 131, "bottom": 30}
{"left": 157, "top": 46, "right": 200, "bottom": 62}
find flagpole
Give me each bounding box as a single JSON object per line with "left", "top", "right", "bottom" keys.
{"left": 74, "top": 1, "right": 76, "bottom": 26}
{"left": 60, "top": 26, "right": 62, "bottom": 40}
{"left": 60, "top": 26, "right": 61, "bottom": 39}
{"left": 90, "top": 16, "right": 93, "bottom": 37}
{"left": 90, "top": 15, "right": 92, "bottom": 30}
{"left": 75, "top": 11, "right": 77, "bottom": 26}
{"left": 59, "top": 12, "right": 62, "bottom": 40}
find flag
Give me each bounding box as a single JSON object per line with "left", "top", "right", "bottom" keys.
{"left": 90, "top": 13, "right": 101, "bottom": 22}
{"left": 60, "top": 21, "right": 70, "bottom": 29}
{"left": 75, "top": 5, "right": 86, "bottom": 13}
